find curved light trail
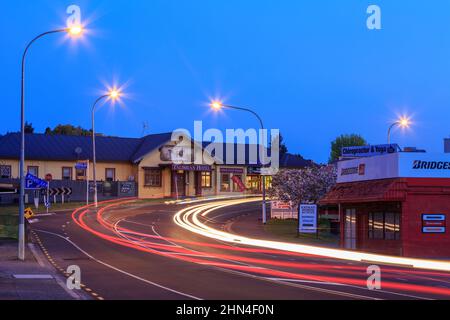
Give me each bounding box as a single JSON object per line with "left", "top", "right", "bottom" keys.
{"left": 173, "top": 198, "right": 450, "bottom": 273}
{"left": 67, "top": 198, "right": 450, "bottom": 298}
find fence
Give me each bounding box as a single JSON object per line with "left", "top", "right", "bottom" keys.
{"left": 0, "top": 179, "right": 137, "bottom": 205}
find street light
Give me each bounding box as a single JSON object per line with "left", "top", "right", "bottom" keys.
{"left": 18, "top": 26, "right": 83, "bottom": 261}
{"left": 209, "top": 100, "right": 268, "bottom": 224}
{"left": 387, "top": 116, "right": 411, "bottom": 144}
{"left": 91, "top": 89, "right": 121, "bottom": 208}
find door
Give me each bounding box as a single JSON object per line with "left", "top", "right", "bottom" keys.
{"left": 345, "top": 208, "right": 357, "bottom": 250}
{"left": 194, "top": 172, "right": 202, "bottom": 196}
{"left": 171, "top": 171, "right": 186, "bottom": 198}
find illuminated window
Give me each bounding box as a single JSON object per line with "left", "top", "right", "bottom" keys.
{"left": 368, "top": 212, "right": 400, "bottom": 240}
{"left": 144, "top": 168, "right": 161, "bottom": 187}
{"left": 201, "top": 172, "right": 212, "bottom": 188}
{"left": 221, "top": 174, "right": 230, "bottom": 192}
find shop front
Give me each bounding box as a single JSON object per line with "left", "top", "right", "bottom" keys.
{"left": 320, "top": 152, "right": 450, "bottom": 258}
{"left": 170, "top": 164, "right": 213, "bottom": 198}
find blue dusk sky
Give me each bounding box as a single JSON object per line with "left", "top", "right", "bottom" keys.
{"left": 1, "top": 0, "right": 450, "bottom": 163}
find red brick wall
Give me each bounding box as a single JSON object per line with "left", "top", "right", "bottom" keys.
{"left": 402, "top": 178, "right": 450, "bottom": 258}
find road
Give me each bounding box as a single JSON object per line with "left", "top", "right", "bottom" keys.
{"left": 30, "top": 198, "right": 450, "bottom": 300}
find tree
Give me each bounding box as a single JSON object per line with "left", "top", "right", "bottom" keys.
{"left": 268, "top": 166, "right": 337, "bottom": 205}
{"left": 24, "top": 122, "right": 34, "bottom": 134}
{"left": 270, "top": 133, "right": 289, "bottom": 158}
{"left": 329, "top": 134, "right": 367, "bottom": 163}
{"left": 45, "top": 124, "right": 92, "bottom": 136}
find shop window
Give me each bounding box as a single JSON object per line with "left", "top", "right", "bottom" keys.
{"left": 144, "top": 168, "right": 162, "bottom": 187}
{"left": 105, "top": 168, "right": 116, "bottom": 182}
{"left": 0, "top": 165, "right": 12, "bottom": 179}
{"left": 221, "top": 174, "right": 231, "bottom": 192}
{"left": 201, "top": 172, "right": 212, "bottom": 188}
{"left": 62, "top": 167, "right": 73, "bottom": 181}
{"left": 369, "top": 212, "right": 400, "bottom": 240}
{"left": 232, "top": 175, "right": 243, "bottom": 191}
{"left": 76, "top": 168, "right": 87, "bottom": 181}
{"left": 27, "top": 166, "right": 39, "bottom": 177}
{"left": 246, "top": 175, "right": 261, "bottom": 192}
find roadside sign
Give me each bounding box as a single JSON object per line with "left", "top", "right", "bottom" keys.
{"left": 271, "top": 201, "right": 296, "bottom": 219}
{"left": 422, "top": 214, "right": 446, "bottom": 234}
{"left": 299, "top": 204, "right": 318, "bottom": 234}
{"left": 24, "top": 208, "right": 35, "bottom": 220}
{"left": 75, "top": 161, "right": 88, "bottom": 170}
{"left": 25, "top": 173, "right": 48, "bottom": 190}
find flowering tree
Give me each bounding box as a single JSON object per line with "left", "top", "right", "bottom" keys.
{"left": 268, "top": 165, "right": 337, "bottom": 205}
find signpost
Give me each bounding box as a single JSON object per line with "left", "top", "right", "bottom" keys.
{"left": 76, "top": 160, "right": 90, "bottom": 206}
{"left": 299, "top": 204, "right": 318, "bottom": 236}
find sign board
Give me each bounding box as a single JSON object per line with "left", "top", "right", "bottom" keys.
{"left": 172, "top": 164, "right": 212, "bottom": 172}
{"left": 271, "top": 201, "right": 297, "bottom": 219}
{"left": 75, "top": 161, "right": 88, "bottom": 170}
{"left": 299, "top": 204, "right": 318, "bottom": 234}
{"left": 25, "top": 173, "right": 48, "bottom": 190}
{"left": 342, "top": 144, "right": 400, "bottom": 158}
{"left": 247, "top": 167, "right": 262, "bottom": 175}
{"left": 220, "top": 167, "right": 245, "bottom": 174}
{"left": 422, "top": 214, "right": 446, "bottom": 234}
{"left": 337, "top": 153, "right": 450, "bottom": 183}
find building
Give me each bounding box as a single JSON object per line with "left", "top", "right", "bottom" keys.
{"left": 320, "top": 152, "right": 450, "bottom": 258}
{"left": 0, "top": 132, "right": 313, "bottom": 203}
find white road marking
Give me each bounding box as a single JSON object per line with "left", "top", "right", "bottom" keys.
{"left": 34, "top": 229, "right": 201, "bottom": 300}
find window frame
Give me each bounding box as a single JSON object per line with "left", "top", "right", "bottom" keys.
{"left": 144, "top": 168, "right": 162, "bottom": 188}
{"left": 368, "top": 211, "right": 401, "bottom": 241}
{"left": 62, "top": 167, "right": 73, "bottom": 181}
{"left": 201, "top": 171, "right": 212, "bottom": 188}
{"left": 105, "top": 168, "right": 116, "bottom": 182}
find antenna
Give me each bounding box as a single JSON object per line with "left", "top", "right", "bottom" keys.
{"left": 142, "top": 121, "right": 149, "bottom": 137}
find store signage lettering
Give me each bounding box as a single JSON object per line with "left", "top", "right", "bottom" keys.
{"left": 172, "top": 164, "right": 212, "bottom": 172}
{"left": 413, "top": 161, "right": 450, "bottom": 170}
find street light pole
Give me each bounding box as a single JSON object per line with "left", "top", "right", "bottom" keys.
{"left": 91, "top": 91, "right": 120, "bottom": 208}
{"left": 387, "top": 117, "right": 411, "bottom": 144}
{"left": 18, "top": 27, "right": 81, "bottom": 261}
{"left": 211, "top": 103, "right": 268, "bottom": 225}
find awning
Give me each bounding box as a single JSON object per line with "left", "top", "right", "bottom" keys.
{"left": 319, "top": 178, "right": 407, "bottom": 205}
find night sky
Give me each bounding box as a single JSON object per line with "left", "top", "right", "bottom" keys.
{"left": 1, "top": 0, "right": 450, "bottom": 163}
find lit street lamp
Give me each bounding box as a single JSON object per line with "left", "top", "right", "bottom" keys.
{"left": 387, "top": 117, "right": 411, "bottom": 144}
{"left": 210, "top": 101, "right": 268, "bottom": 224}
{"left": 91, "top": 89, "right": 121, "bottom": 208}
{"left": 18, "top": 25, "right": 83, "bottom": 261}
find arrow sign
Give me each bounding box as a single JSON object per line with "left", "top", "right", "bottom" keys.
{"left": 25, "top": 174, "right": 48, "bottom": 190}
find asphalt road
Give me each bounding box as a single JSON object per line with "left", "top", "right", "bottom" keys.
{"left": 30, "top": 199, "right": 450, "bottom": 300}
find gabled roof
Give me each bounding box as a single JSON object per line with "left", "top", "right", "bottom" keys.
{"left": 0, "top": 132, "right": 315, "bottom": 168}
{"left": 0, "top": 132, "right": 173, "bottom": 163}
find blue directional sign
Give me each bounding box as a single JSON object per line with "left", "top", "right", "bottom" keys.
{"left": 25, "top": 174, "right": 48, "bottom": 190}
{"left": 75, "top": 162, "right": 88, "bottom": 170}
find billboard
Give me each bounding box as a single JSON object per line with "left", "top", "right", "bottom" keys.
{"left": 337, "top": 153, "right": 450, "bottom": 183}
